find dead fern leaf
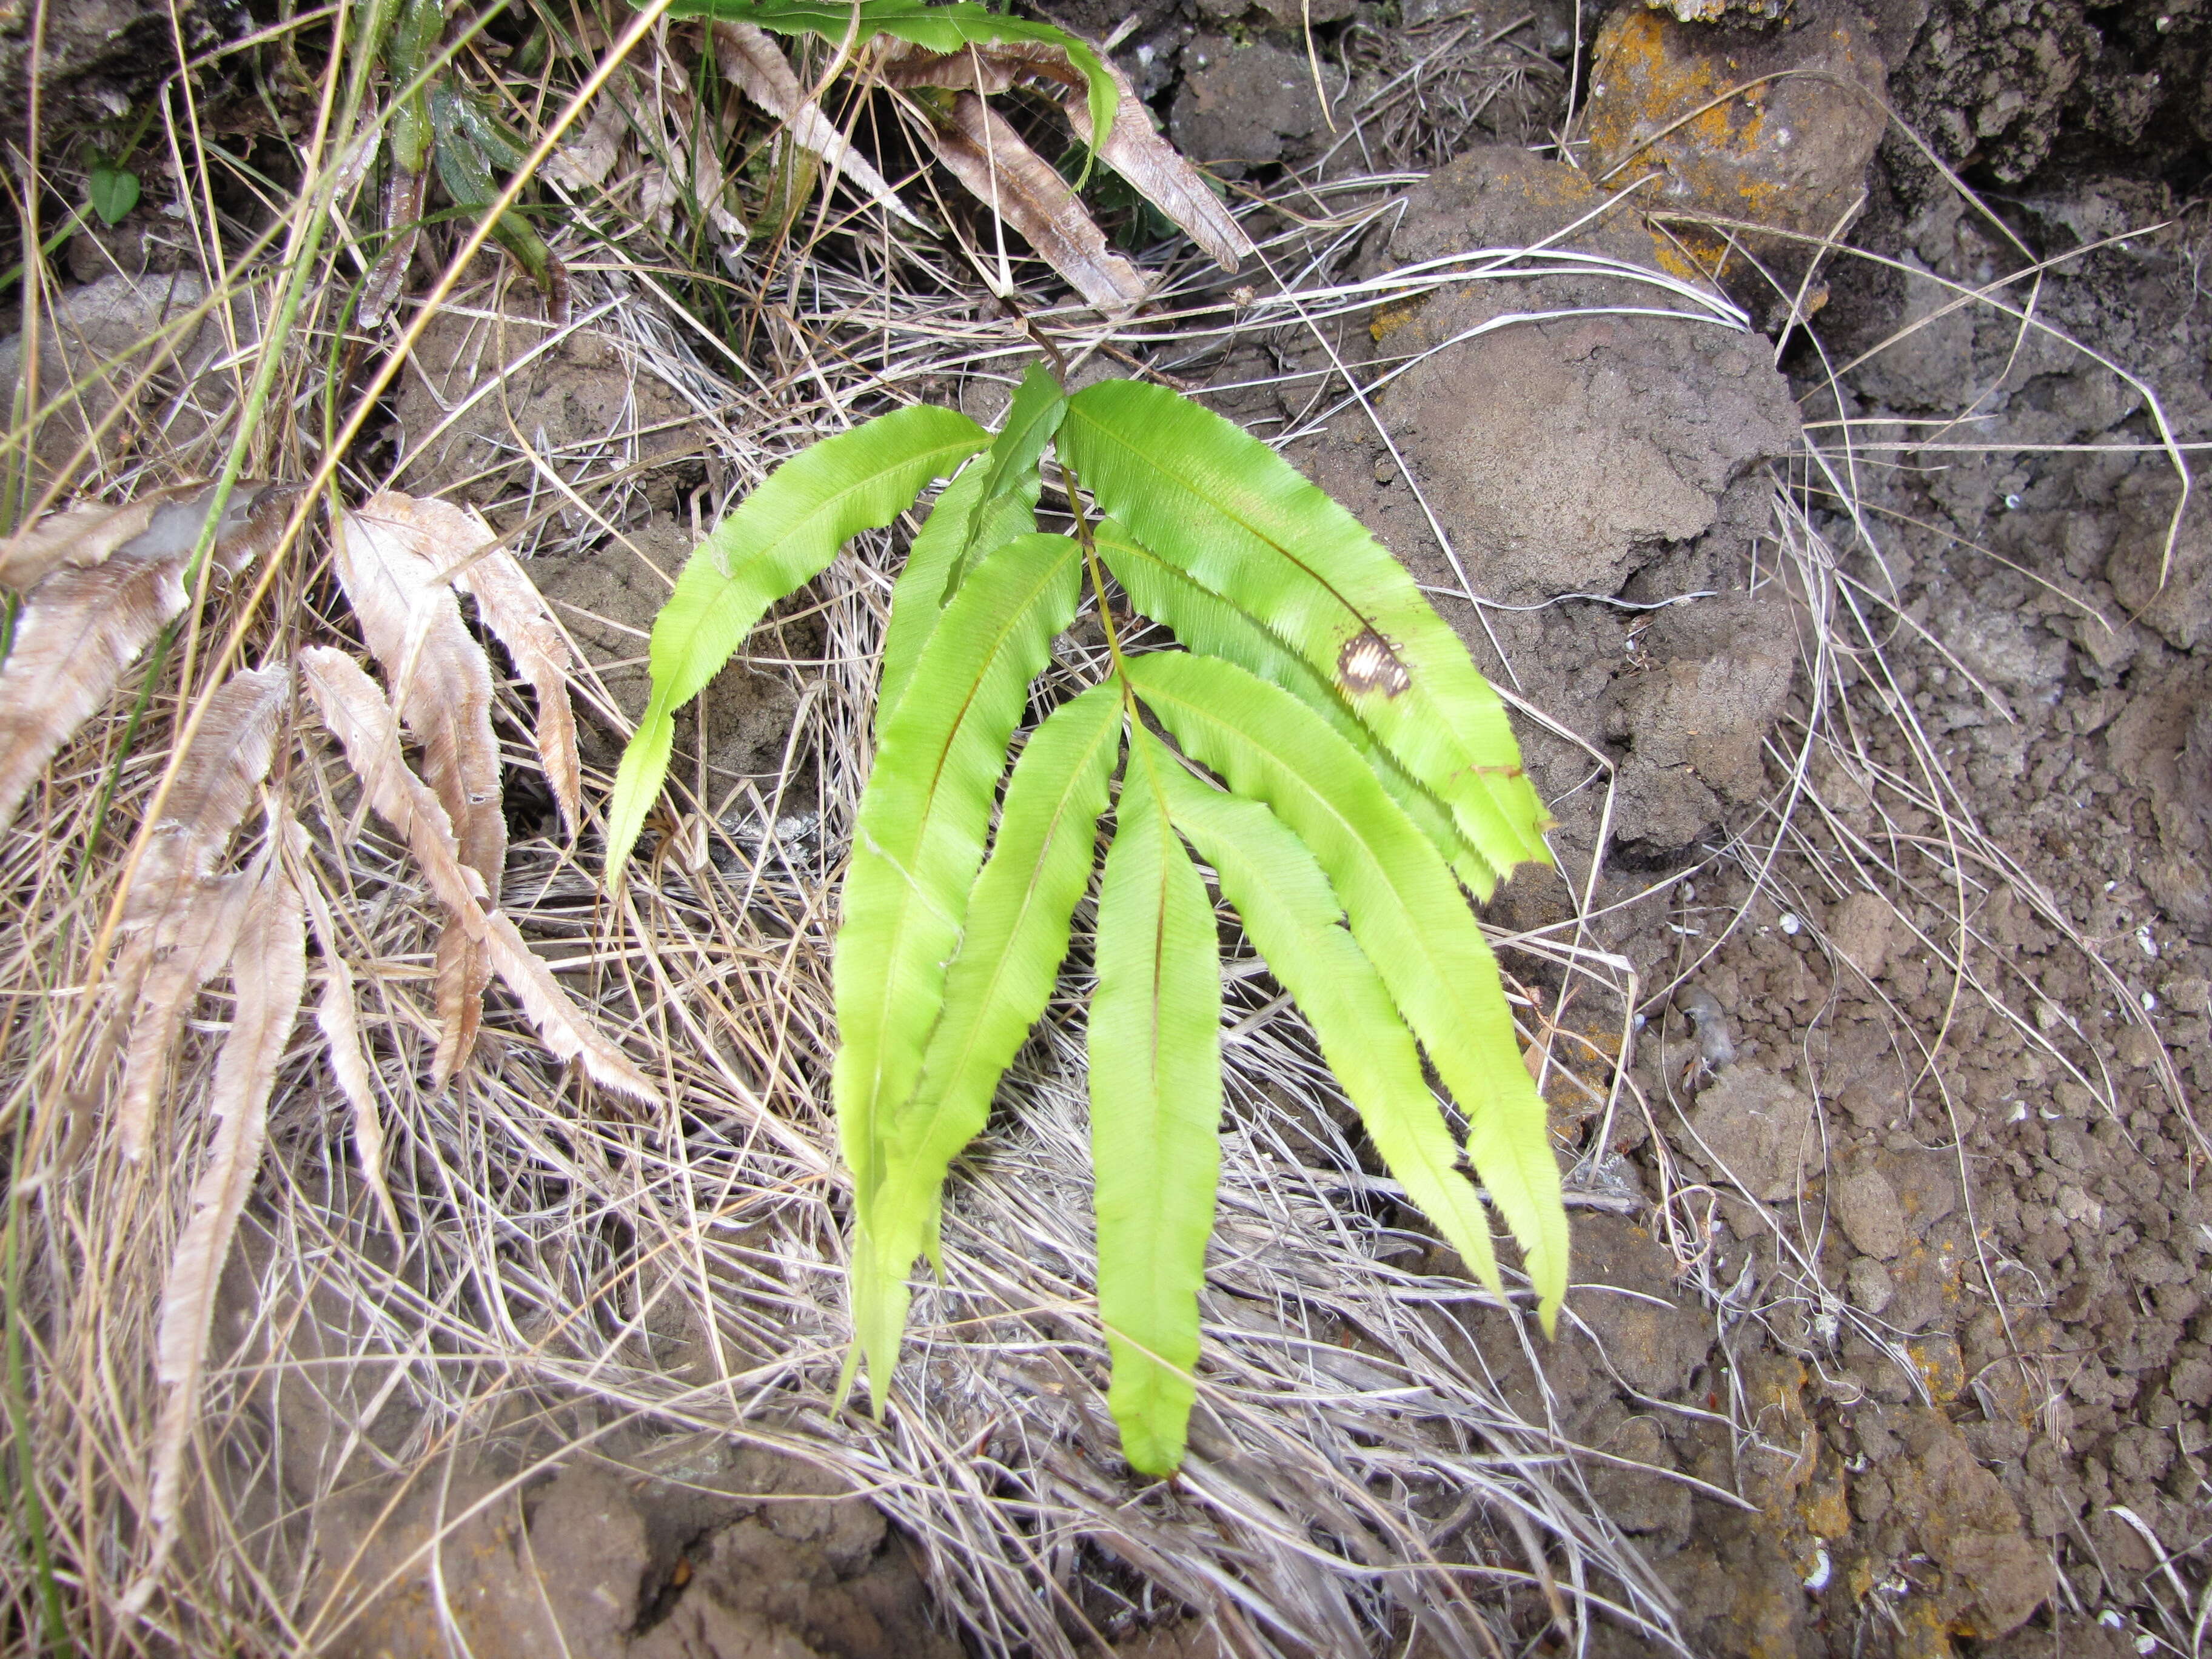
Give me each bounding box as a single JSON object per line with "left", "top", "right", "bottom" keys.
{"left": 877, "top": 42, "right": 1250, "bottom": 273}
{"left": 922, "top": 92, "right": 1148, "bottom": 309}
{"left": 330, "top": 493, "right": 504, "bottom": 1087}
{"left": 300, "top": 646, "right": 658, "bottom": 1108}
{"left": 297, "top": 868, "right": 404, "bottom": 1238}
{"left": 1059, "top": 57, "right": 1252, "bottom": 274}
{"left": 0, "top": 482, "right": 292, "bottom": 831}
{"left": 135, "top": 853, "right": 306, "bottom": 1603}
{"left": 108, "top": 665, "right": 290, "bottom": 1162}
{"left": 712, "top": 21, "right": 925, "bottom": 230}
{"left": 0, "top": 495, "right": 161, "bottom": 591}
{"left": 434, "top": 502, "right": 583, "bottom": 837}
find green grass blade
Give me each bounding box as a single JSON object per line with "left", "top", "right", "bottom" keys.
{"left": 606, "top": 405, "right": 985, "bottom": 882}
{"left": 1154, "top": 756, "right": 1501, "bottom": 1296}
{"left": 1092, "top": 516, "right": 1492, "bottom": 894}
{"left": 1062, "top": 380, "right": 1550, "bottom": 893}
{"left": 1091, "top": 726, "right": 1221, "bottom": 1475}
{"left": 1125, "top": 651, "right": 1566, "bottom": 1330}
{"left": 851, "top": 684, "right": 1121, "bottom": 1406}
{"left": 835, "top": 531, "right": 1082, "bottom": 1391}
{"left": 654, "top": 0, "right": 1117, "bottom": 152}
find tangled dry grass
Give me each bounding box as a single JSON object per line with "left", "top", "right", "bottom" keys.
{"left": 1, "top": 2, "right": 2204, "bottom": 1655}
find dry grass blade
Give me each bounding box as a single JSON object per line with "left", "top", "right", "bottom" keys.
{"left": 0, "top": 482, "right": 287, "bottom": 830}
{"left": 132, "top": 856, "right": 306, "bottom": 1607}
{"left": 1057, "top": 57, "right": 1253, "bottom": 273}
{"left": 298, "top": 646, "right": 659, "bottom": 1107}
{"left": 923, "top": 92, "right": 1149, "bottom": 307}
{"left": 331, "top": 492, "right": 505, "bottom": 1085}
{"left": 712, "top": 21, "right": 925, "bottom": 229}
{"left": 437, "top": 502, "right": 583, "bottom": 836}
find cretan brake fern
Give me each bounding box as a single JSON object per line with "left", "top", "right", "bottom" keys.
{"left": 605, "top": 367, "right": 1567, "bottom": 1475}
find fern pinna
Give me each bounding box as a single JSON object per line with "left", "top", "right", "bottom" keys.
{"left": 606, "top": 369, "right": 1567, "bottom": 1474}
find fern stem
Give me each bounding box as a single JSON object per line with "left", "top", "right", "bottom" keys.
{"left": 1058, "top": 458, "right": 1126, "bottom": 675}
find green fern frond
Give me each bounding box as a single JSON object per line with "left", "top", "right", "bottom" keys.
{"left": 1093, "top": 725, "right": 1221, "bottom": 1475}
{"left": 834, "top": 531, "right": 1081, "bottom": 1267}
{"left": 605, "top": 404, "right": 986, "bottom": 883}
{"left": 614, "top": 364, "right": 1571, "bottom": 1473}
{"left": 1124, "top": 650, "right": 1567, "bottom": 1329}
{"left": 1061, "top": 380, "right": 1553, "bottom": 894}
{"left": 1091, "top": 515, "right": 1492, "bottom": 895}
{"left": 851, "top": 683, "right": 1121, "bottom": 1410}
{"left": 1153, "top": 758, "right": 1505, "bottom": 1298}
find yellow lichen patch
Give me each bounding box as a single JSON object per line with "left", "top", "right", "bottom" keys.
{"left": 1908, "top": 1332, "right": 1966, "bottom": 1404}
{"left": 1577, "top": 4, "right": 1887, "bottom": 287}
{"left": 1369, "top": 301, "right": 1426, "bottom": 343}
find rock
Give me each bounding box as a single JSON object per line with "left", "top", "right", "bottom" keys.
{"left": 1289, "top": 146, "right": 1801, "bottom": 854}
{"left": 0, "top": 271, "right": 240, "bottom": 492}
{"left": 392, "top": 294, "right": 705, "bottom": 512}
{"left": 1168, "top": 38, "right": 1327, "bottom": 169}
{"left": 1875, "top": 1406, "right": 2054, "bottom": 1638}
{"left": 2107, "top": 466, "right": 2211, "bottom": 650}
{"left": 535, "top": 518, "right": 806, "bottom": 789}
{"left": 318, "top": 1449, "right": 958, "bottom": 1659}
{"left": 1581, "top": 1, "right": 1889, "bottom": 307}
{"left": 1885, "top": 0, "right": 2096, "bottom": 187}
{"left": 1686, "top": 1064, "right": 1816, "bottom": 1199}
{"left": 1585, "top": 1412, "right": 1694, "bottom": 1539}
{"left": 1826, "top": 890, "right": 1897, "bottom": 981}
{"left": 1847, "top": 1254, "right": 1895, "bottom": 1313}
{"left": 1604, "top": 586, "right": 1797, "bottom": 806}
{"left": 1830, "top": 1161, "right": 1906, "bottom": 1259}
{"left": 0, "top": 0, "right": 250, "bottom": 138}
{"left": 1572, "top": 1214, "right": 1715, "bottom": 1396}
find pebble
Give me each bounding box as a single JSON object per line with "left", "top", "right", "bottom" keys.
{"left": 1831, "top": 1165, "right": 1907, "bottom": 1261}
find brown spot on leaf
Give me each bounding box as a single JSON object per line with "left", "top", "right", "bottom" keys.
{"left": 1337, "top": 628, "right": 1410, "bottom": 697}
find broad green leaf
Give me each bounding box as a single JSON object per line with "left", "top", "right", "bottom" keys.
{"left": 835, "top": 531, "right": 1081, "bottom": 1311}
{"left": 652, "top": 0, "right": 1118, "bottom": 155}
{"left": 1092, "top": 726, "right": 1221, "bottom": 1475}
{"left": 88, "top": 165, "right": 139, "bottom": 227}
{"left": 1061, "top": 380, "right": 1550, "bottom": 894}
{"left": 1154, "top": 756, "right": 1501, "bottom": 1297}
{"left": 606, "top": 405, "right": 986, "bottom": 882}
{"left": 1092, "top": 516, "right": 1490, "bottom": 894}
{"left": 851, "top": 684, "right": 1121, "bottom": 1409}
{"left": 1125, "top": 651, "right": 1566, "bottom": 1330}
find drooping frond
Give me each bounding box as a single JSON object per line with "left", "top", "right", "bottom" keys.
{"left": 301, "top": 648, "right": 659, "bottom": 1107}
{"left": 1061, "top": 380, "right": 1550, "bottom": 893}
{"left": 606, "top": 404, "right": 987, "bottom": 882}
{"left": 850, "top": 683, "right": 1121, "bottom": 1407}
{"left": 1155, "top": 756, "right": 1503, "bottom": 1296}
{"left": 139, "top": 856, "right": 306, "bottom": 1592}
{"left": 1125, "top": 651, "right": 1566, "bottom": 1329}
{"left": 1090, "top": 727, "right": 1222, "bottom": 1475}
{"left": 834, "top": 532, "right": 1081, "bottom": 1258}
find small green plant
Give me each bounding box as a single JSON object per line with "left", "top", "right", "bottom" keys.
{"left": 605, "top": 369, "right": 1568, "bottom": 1473}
